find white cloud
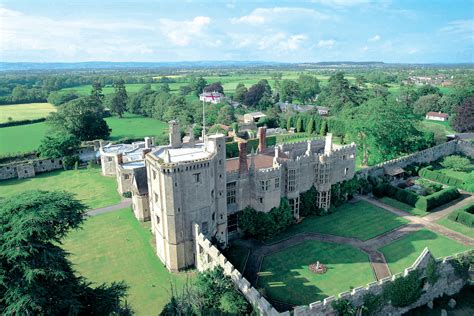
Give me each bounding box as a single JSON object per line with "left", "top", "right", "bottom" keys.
{"left": 159, "top": 16, "right": 211, "bottom": 46}
{"left": 310, "top": 0, "right": 371, "bottom": 8}
{"left": 368, "top": 34, "right": 381, "bottom": 42}
{"left": 439, "top": 19, "right": 474, "bottom": 40}
{"left": 317, "top": 39, "right": 336, "bottom": 48}
{"left": 230, "top": 32, "right": 307, "bottom": 52}
{"left": 230, "top": 7, "right": 330, "bottom": 25}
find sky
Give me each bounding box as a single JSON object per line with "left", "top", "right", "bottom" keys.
{"left": 0, "top": 0, "right": 473, "bottom": 63}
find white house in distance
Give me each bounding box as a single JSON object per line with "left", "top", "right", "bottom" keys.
{"left": 426, "top": 111, "right": 449, "bottom": 122}
{"left": 199, "top": 91, "right": 224, "bottom": 104}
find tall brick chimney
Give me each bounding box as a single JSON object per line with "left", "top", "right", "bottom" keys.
{"left": 238, "top": 141, "right": 248, "bottom": 174}
{"left": 116, "top": 153, "right": 123, "bottom": 165}
{"left": 258, "top": 126, "right": 267, "bottom": 153}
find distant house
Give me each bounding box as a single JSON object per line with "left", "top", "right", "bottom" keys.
{"left": 277, "top": 102, "right": 329, "bottom": 116}
{"left": 315, "top": 106, "right": 329, "bottom": 116}
{"left": 426, "top": 111, "right": 449, "bottom": 122}
{"left": 243, "top": 111, "right": 267, "bottom": 123}
{"left": 199, "top": 91, "right": 224, "bottom": 104}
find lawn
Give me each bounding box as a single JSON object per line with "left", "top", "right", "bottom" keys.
{"left": 0, "top": 166, "right": 120, "bottom": 209}
{"left": 0, "top": 113, "right": 168, "bottom": 155}
{"left": 62, "top": 208, "right": 191, "bottom": 315}
{"left": 378, "top": 197, "right": 429, "bottom": 217}
{"left": 267, "top": 201, "right": 409, "bottom": 243}
{"left": 379, "top": 229, "right": 471, "bottom": 274}
{"left": 0, "top": 102, "right": 56, "bottom": 123}
{"left": 257, "top": 240, "right": 374, "bottom": 305}
{"left": 437, "top": 216, "right": 474, "bottom": 239}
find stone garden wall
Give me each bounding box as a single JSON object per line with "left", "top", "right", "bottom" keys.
{"left": 0, "top": 157, "right": 64, "bottom": 180}
{"left": 357, "top": 140, "right": 473, "bottom": 179}
{"left": 293, "top": 248, "right": 473, "bottom": 316}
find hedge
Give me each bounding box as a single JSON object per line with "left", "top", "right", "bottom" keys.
{"left": 415, "top": 187, "right": 460, "bottom": 212}
{"left": 373, "top": 183, "right": 419, "bottom": 206}
{"left": 225, "top": 135, "right": 277, "bottom": 158}
{"left": 448, "top": 203, "right": 474, "bottom": 228}
{"left": 419, "top": 168, "right": 464, "bottom": 188}
{"left": 0, "top": 117, "right": 46, "bottom": 128}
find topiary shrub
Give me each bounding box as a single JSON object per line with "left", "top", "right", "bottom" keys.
{"left": 383, "top": 270, "right": 423, "bottom": 307}
{"left": 415, "top": 187, "right": 460, "bottom": 212}
{"left": 448, "top": 204, "right": 474, "bottom": 228}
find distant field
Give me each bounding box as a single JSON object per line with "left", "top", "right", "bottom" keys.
{"left": 63, "top": 208, "right": 190, "bottom": 315}
{"left": 0, "top": 102, "right": 56, "bottom": 123}
{"left": 0, "top": 113, "right": 168, "bottom": 155}
{"left": 0, "top": 166, "right": 120, "bottom": 209}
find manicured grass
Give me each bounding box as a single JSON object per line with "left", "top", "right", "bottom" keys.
{"left": 0, "top": 102, "right": 56, "bottom": 123}
{"left": 379, "top": 196, "right": 430, "bottom": 217}
{"left": 267, "top": 201, "right": 409, "bottom": 243}
{"left": 63, "top": 208, "right": 191, "bottom": 315}
{"left": 257, "top": 240, "right": 374, "bottom": 305}
{"left": 380, "top": 229, "right": 471, "bottom": 274}
{"left": 0, "top": 166, "right": 120, "bottom": 209}
{"left": 437, "top": 216, "right": 474, "bottom": 239}
{"left": 107, "top": 113, "right": 168, "bottom": 141}
{"left": 0, "top": 121, "right": 50, "bottom": 154}
{"left": 437, "top": 167, "right": 473, "bottom": 183}
{"left": 0, "top": 113, "right": 167, "bottom": 155}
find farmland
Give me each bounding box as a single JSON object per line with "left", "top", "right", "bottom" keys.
{"left": 0, "top": 102, "right": 56, "bottom": 123}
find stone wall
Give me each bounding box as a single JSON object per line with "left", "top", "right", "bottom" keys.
{"left": 357, "top": 140, "right": 473, "bottom": 179}
{"left": 193, "top": 224, "right": 287, "bottom": 316}
{"left": 294, "top": 248, "right": 473, "bottom": 316}
{"left": 0, "top": 157, "right": 64, "bottom": 181}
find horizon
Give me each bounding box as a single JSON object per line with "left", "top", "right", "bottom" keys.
{"left": 1, "top": 0, "right": 473, "bottom": 64}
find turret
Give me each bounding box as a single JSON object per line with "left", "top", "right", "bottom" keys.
{"left": 324, "top": 133, "right": 333, "bottom": 155}
{"left": 169, "top": 120, "right": 181, "bottom": 148}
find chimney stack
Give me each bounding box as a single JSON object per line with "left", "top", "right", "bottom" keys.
{"left": 116, "top": 153, "right": 123, "bottom": 165}
{"left": 144, "top": 137, "right": 152, "bottom": 149}
{"left": 238, "top": 141, "right": 248, "bottom": 174}
{"left": 324, "top": 133, "right": 333, "bottom": 155}
{"left": 142, "top": 148, "right": 152, "bottom": 159}
{"left": 258, "top": 126, "right": 267, "bottom": 153}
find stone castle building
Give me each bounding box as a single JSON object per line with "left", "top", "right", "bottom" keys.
{"left": 100, "top": 121, "right": 356, "bottom": 272}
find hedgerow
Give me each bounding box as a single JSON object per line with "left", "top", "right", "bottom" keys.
{"left": 419, "top": 168, "right": 464, "bottom": 188}
{"left": 415, "top": 187, "right": 460, "bottom": 211}
{"left": 448, "top": 203, "right": 474, "bottom": 228}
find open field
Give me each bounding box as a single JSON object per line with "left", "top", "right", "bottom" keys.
{"left": 378, "top": 197, "right": 429, "bottom": 217}
{"left": 379, "top": 229, "right": 470, "bottom": 274}
{"left": 267, "top": 201, "right": 409, "bottom": 243}
{"left": 0, "top": 102, "right": 56, "bottom": 123}
{"left": 437, "top": 216, "right": 474, "bottom": 239}
{"left": 63, "top": 208, "right": 190, "bottom": 315}
{"left": 0, "top": 166, "right": 120, "bottom": 209}
{"left": 419, "top": 120, "right": 455, "bottom": 141}
{"left": 257, "top": 240, "right": 374, "bottom": 305}
{"left": 0, "top": 113, "right": 168, "bottom": 155}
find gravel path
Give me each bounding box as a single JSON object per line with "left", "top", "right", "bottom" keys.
{"left": 86, "top": 198, "right": 132, "bottom": 216}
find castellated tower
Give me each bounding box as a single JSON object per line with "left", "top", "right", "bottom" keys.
{"left": 145, "top": 126, "right": 227, "bottom": 272}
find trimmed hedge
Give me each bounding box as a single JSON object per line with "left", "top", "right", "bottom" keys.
{"left": 374, "top": 183, "right": 460, "bottom": 212}
{"left": 448, "top": 203, "right": 474, "bottom": 228}
{"left": 0, "top": 117, "right": 46, "bottom": 128}
{"left": 415, "top": 187, "right": 460, "bottom": 211}
{"left": 419, "top": 168, "right": 464, "bottom": 188}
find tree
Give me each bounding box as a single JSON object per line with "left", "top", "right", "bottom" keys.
{"left": 296, "top": 117, "right": 303, "bottom": 133}
{"left": 0, "top": 190, "right": 130, "bottom": 315}
{"left": 317, "top": 72, "right": 361, "bottom": 112}
{"left": 441, "top": 155, "right": 470, "bottom": 171}
{"left": 90, "top": 81, "right": 105, "bottom": 109}
{"left": 452, "top": 95, "right": 474, "bottom": 132}
{"left": 286, "top": 116, "right": 292, "bottom": 131}
{"left": 38, "top": 132, "right": 80, "bottom": 158}
{"left": 320, "top": 120, "right": 328, "bottom": 136}
{"left": 203, "top": 82, "right": 224, "bottom": 94}
{"left": 413, "top": 94, "right": 440, "bottom": 116}
{"left": 179, "top": 85, "right": 193, "bottom": 96}
{"left": 416, "top": 84, "right": 440, "bottom": 99}
{"left": 48, "top": 98, "right": 110, "bottom": 141}
{"left": 297, "top": 74, "right": 321, "bottom": 103}
{"left": 244, "top": 79, "right": 272, "bottom": 110}
{"left": 216, "top": 104, "right": 235, "bottom": 125}
{"left": 191, "top": 76, "right": 208, "bottom": 96}
{"left": 110, "top": 79, "right": 128, "bottom": 118}
{"left": 47, "top": 90, "right": 80, "bottom": 106}
{"left": 306, "top": 117, "right": 314, "bottom": 134}
{"left": 280, "top": 79, "right": 299, "bottom": 103}
{"left": 234, "top": 83, "right": 248, "bottom": 103}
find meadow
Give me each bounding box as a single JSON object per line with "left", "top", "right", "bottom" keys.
{"left": 0, "top": 113, "right": 168, "bottom": 155}
{"left": 0, "top": 102, "right": 56, "bottom": 123}
{"left": 63, "top": 208, "right": 190, "bottom": 315}
{"left": 0, "top": 166, "right": 120, "bottom": 209}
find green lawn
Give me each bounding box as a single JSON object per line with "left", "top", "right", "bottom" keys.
{"left": 379, "top": 197, "right": 429, "bottom": 217}
{"left": 63, "top": 208, "right": 190, "bottom": 315}
{"left": 0, "top": 102, "right": 56, "bottom": 123}
{"left": 0, "top": 167, "right": 120, "bottom": 209}
{"left": 380, "top": 229, "right": 471, "bottom": 274}
{"left": 437, "top": 167, "right": 473, "bottom": 183}
{"left": 0, "top": 113, "right": 168, "bottom": 155}
{"left": 257, "top": 240, "right": 374, "bottom": 305}
{"left": 437, "top": 216, "right": 474, "bottom": 239}
{"left": 267, "top": 201, "right": 409, "bottom": 243}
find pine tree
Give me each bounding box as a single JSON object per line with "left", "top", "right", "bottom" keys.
{"left": 296, "top": 117, "right": 303, "bottom": 133}
{"left": 320, "top": 120, "right": 328, "bottom": 136}
{"left": 286, "top": 117, "right": 292, "bottom": 131}
{"left": 306, "top": 118, "right": 314, "bottom": 134}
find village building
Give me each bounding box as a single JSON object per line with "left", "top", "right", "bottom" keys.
{"left": 426, "top": 111, "right": 449, "bottom": 122}
{"left": 199, "top": 91, "right": 224, "bottom": 104}
{"left": 100, "top": 121, "right": 357, "bottom": 272}
{"left": 243, "top": 111, "right": 267, "bottom": 124}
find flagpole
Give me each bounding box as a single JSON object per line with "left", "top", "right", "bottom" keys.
{"left": 202, "top": 97, "right": 206, "bottom": 140}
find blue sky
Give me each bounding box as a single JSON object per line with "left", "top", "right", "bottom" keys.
{"left": 0, "top": 0, "right": 473, "bottom": 63}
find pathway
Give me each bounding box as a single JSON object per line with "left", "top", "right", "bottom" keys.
{"left": 86, "top": 198, "right": 132, "bottom": 216}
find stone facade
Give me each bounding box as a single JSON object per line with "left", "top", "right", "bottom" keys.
{"left": 0, "top": 157, "right": 64, "bottom": 180}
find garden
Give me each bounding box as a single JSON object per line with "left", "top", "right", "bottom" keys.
{"left": 437, "top": 202, "right": 474, "bottom": 238}
{"left": 257, "top": 240, "right": 375, "bottom": 306}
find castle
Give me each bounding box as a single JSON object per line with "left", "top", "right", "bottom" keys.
{"left": 100, "top": 121, "right": 356, "bottom": 272}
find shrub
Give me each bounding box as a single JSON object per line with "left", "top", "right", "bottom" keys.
{"left": 441, "top": 155, "right": 471, "bottom": 171}
{"left": 373, "top": 183, "right": 419, "bottom": 206}
{"left": 0, "top": 117, "right": 46, "bottom": 128}
{"left": 450, "top": 252, "right": 473, "bottom": 280}
{"left": 425, "top": 258, "right": 439, "bottom": 285}
{"left": 419, "top": 168, "right": 464, "bottom": 188}
{"left": 332, "top": 299, "right": 357, "bottom": 316}
{"left": 383, "top": 269, "right": 423, "bottom": 307}
{"left": 415, "top": 187, "right": 460, "bottom": 212}
{"left": 300, "top": 186, "right": 322, "bottom": 216}
{"left": 362, "top": 293, "right": 383, "bottom": 315}
{"left": 448, "top": 203, "right": 474, "bottom": 228}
